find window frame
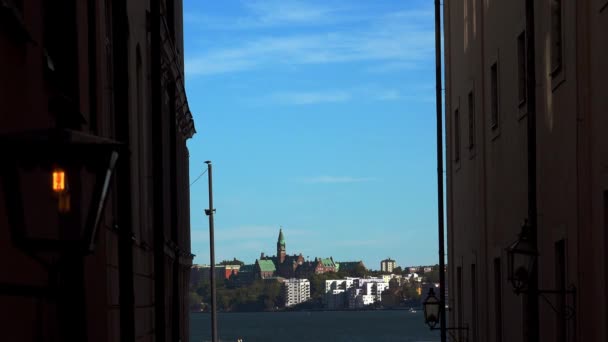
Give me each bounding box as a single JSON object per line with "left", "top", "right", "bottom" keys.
{"left": 467, "top": 90, "right": 476, "bottom": 156}
{"left": 454, "top": 107, "right": 461, "bottom": 164}
{"left": 550, "top": 0, "right": 564, "bottom": 76}
{"left": 489, "top": 58, "right": 501, "bottom": 140}
{"left": 517, "top": 30, "right": 527, "bottom": 107}
{"left": 550, "top": 0, "right": 567, "bottom": 91}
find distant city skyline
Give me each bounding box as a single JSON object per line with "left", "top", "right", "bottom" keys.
{"left": 184, "top": 0, "right": 440, "bottom": 268}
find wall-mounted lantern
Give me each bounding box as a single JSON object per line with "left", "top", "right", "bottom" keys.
{"left": 506, "top": 219, "right": 577, "bottom": 321}
{"left": 423, "top": 287, "right": 469, "bottom": 341}
{"left": 506, "top": 220, "right": 538, "bottom": 294}
{"left": 423, "top": 287, "right": 440, "bottom": 329}
{"left": 0, "top": 128, "right": 121, "bottom": 255}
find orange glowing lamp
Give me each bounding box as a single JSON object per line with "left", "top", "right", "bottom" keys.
{"left": 1, "top": 127, "right": 121, "bottom": 254}
{"left": 52, "top": 168, "right": 66, "bottom": 193}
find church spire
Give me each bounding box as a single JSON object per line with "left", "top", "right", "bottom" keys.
{"left": 277, "top": 227, "right": 286, "bottom": 263}
{"left": 278, "top": 227, "right": 285, "bottom": 247}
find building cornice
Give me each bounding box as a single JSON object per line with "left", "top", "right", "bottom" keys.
{"left": 160, "top": 15, "right": 196, "bottom": 140}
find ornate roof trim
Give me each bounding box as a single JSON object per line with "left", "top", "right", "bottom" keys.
{"left": 160, "top": 15, "right": 196, "bottom": 140}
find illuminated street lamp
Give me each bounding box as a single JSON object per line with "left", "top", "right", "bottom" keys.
{"left": 0, "top": 128, "right": 121, "bottom": 254}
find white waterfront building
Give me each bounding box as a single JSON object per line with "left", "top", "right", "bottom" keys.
{"left": 284, "top": 278, "right": 311, "bottom": 307}
{"left": 324, "top": 277, "right": 389, "bottom": 309}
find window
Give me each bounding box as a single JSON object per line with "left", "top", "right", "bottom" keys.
{"left": 555, "top": 240, "right": 566, "bottom": 342}
{"left": 517, "top": 31, "right": 527, "bottom": 105}
{"left": 454, "top": 109, "right": 461, "bottom": 162}
{"left": 43, "top": 0, "right": 78, "bottom": 100}
{"left": 490, "top": 63, "right": 499, "bottom": 129}
{"left": 494, "top": 258, "right": 503, "bottom": 342}
{"left": 550, "top": 0, "right": 563, "bottom": 74}
{"left": 468, "top": 91, "right": 475, "bottom": 150}
{"left": 471, "top": 264, "right": 478, "bottom": 342}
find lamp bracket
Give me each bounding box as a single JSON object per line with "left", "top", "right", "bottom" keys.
{"left": 430, "top": 325, "right": 469, "bottom": 342}
{"left": 537, "top": 285, "right": 577, "bottom": 320}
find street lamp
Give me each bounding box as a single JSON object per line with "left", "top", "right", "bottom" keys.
{"left": 424, "top": 287, "right": 469, "bottom": 341}
{"left": 0, "top": 128, "right": 121, "bottom": 254}
{"left": 1, "top": 127, "right": 121, "bottom": 340}
{"left": 505, "top": 220, "right": 577, "bottom": 322}
{"left": 423, "top": 287, "right": 440, "bottom": 329}
{"left": 506, "top": 220, "right": 537, "bottom": 294}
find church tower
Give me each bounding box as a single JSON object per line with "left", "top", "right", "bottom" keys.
{"left": 277, "top": 227, "right": 286, "bottom": 263}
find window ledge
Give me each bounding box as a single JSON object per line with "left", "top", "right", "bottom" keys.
{"left": 468, "top": 148, "right": 477, "bottom": 160}
{"left": 491, "top": 127, "right": 501, "bottom": 141}
{"left": 518, "top": 100, "right": 528, "bottom": 121}
{"left": 551, "top": 69, "right": 566, "bottom": 92}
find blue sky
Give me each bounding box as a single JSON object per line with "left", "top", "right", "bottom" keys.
{"left": 184, "top": 0, "right": 440, "bottom": 270}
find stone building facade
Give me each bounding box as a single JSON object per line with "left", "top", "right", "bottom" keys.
{"left": 444, "top": 0, "right": 608, "bottom": 341}
{"left": 0, "top": 0, "right": 195, "bottom": 341}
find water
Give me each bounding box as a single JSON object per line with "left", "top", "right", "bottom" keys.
{"left": 190, "top": 310, "right": 440, "bottom": 342}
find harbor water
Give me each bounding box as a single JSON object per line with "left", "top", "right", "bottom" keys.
{"left": 190, "top": 310, "right": 440, "bottom": 342}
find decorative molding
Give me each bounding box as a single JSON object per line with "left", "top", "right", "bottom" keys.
{"left": 160, "top": 15, "right": 196, "bottom": 140}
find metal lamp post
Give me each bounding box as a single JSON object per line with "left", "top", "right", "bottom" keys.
{"left": 204, "top": 160, "right": 218, "bottom": 342}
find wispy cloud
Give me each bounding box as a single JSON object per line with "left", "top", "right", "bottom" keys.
{"left": 185, "top": 1, "right": 362, "bottom": 31}
{"left": 185, "top": 4, "right": 435, "bottom": 76}
{"left": 301, "top": 176, "right": 377, "bottom": 184}
{"left": 191, "top": 225, "right": 310, "bottom": 243}
{"left": 186, "top": 30, "right": 433, "bottom": 76}
{"left": 244, "top": 0, "right": 339, "bottom": 26}
{"left": 256, "top": 86, "right": 404, "bottom": 106}
{"left": 373, "top": 89, "right": 401, "bottom": 101}
{"left": 335, "top": 239, "right": 383, "bottom": 247}
{"left": 269, "top": 90, "right": 351, "bottom": 105}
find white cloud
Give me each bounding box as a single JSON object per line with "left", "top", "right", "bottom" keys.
{"left": 184, "top": 1, "right": 362, "bottom": 31}
{"left": 269, "top": 90, "right": 351, "bottom": 105}
{"left": 191, "top": 225, "right": 310, "bottom": 242}
{"left": 335, "top": 239, "right": 383, "bottom": 247}
{"left": 257, "top": 86, "right": 406, "bottom": 106}
{"left": 374, "top": 89, "right": 401, "bottom": 101}
{"left": 184, "top": 5, "right": 435, "bottom": 76}
{"left": 186, "top": 29, "right": 433, "bottom": 76}
{"left": 244, "top": 0, "right": 337, "bottom": 26}
{"left": 301, "top": 176, "right": 377, "bottom": 184}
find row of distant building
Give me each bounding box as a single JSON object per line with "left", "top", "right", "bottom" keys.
{"left": 191, "top": 229, "right": 437, "bottom": 285}
{"left": 281, "top": 272, "right": 442, "bottom": 310}
{"left": 379, "top": 257, "right": 437, "bottom": 274}
{"left": 190, "top": 229, "right": 442, "bottom": 309}
{"left": 192, "top": 229, "right": 367, "bottom": 284}
{"left": 323, "top": 274, "right": 439, "bottom": 310}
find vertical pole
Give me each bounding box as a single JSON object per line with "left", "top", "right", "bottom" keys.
{"left": 525, "top": 0, "right": 539, "bottom": 341}
{"left": 434, "top": 1, "right": 447, "bottom": 342}
{"left": 205, "top": 161, "right": 218, "bottom": 342}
